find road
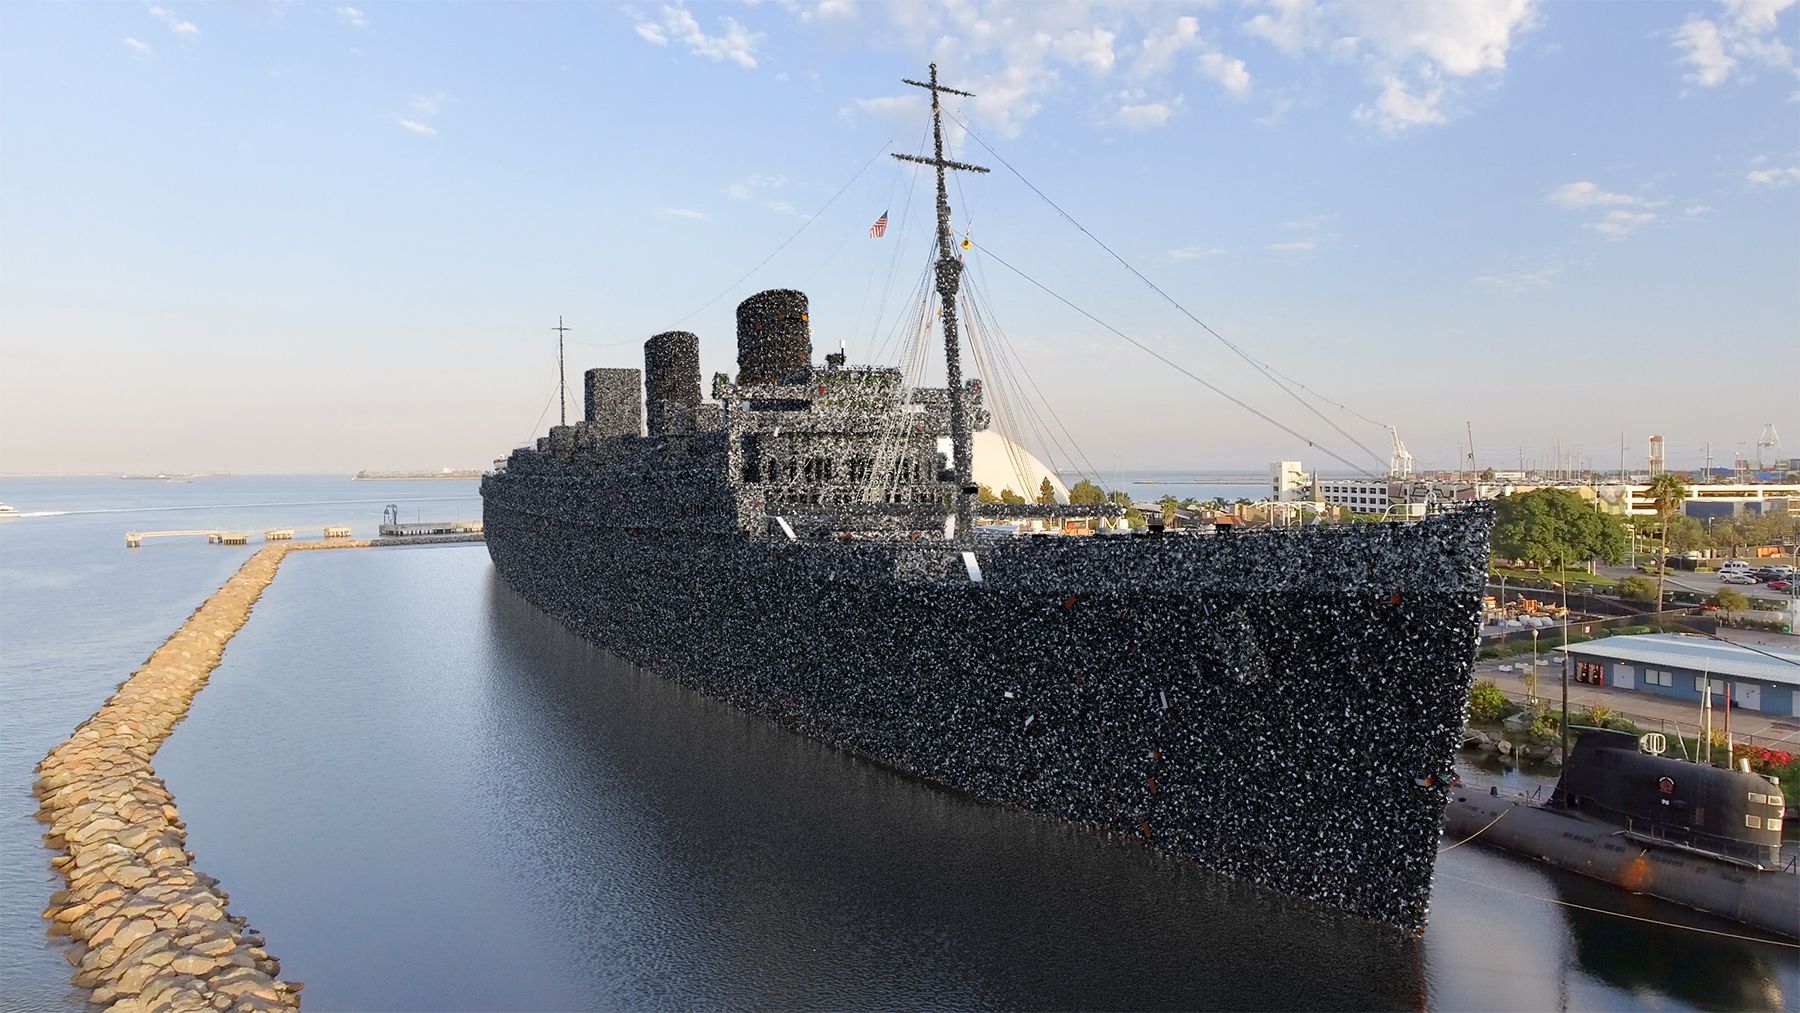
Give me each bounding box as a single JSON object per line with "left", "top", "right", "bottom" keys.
{"left": 1597, "top": 563, "right": 1799, "bottom": 604}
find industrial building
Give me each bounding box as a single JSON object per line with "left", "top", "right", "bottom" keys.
{"left": 1556, "top": 634, "right": 1800, "bottom": 716}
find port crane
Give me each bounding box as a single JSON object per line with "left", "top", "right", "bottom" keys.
{"left": 1386, "top": 426, "right": 1414, "bottom": 478}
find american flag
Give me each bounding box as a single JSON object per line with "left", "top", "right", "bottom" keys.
{"left": 868, "top": 210, "right": 888, "bottom": 238}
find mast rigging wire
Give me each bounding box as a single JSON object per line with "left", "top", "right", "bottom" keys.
{"left": 670, "top": 130, "right": 899, "bottom": 330}
{"left": 968, "top": 239, "right": 1381, "bottom": 479}
{"left": 945, "top": 110, "right": 1390, "bottom": 478}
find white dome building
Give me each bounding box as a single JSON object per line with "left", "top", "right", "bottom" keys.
{"left": 942, "top": 431, "right": 1071, "bottom": 503}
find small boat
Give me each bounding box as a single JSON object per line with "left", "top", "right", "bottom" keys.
{"left": 1444, "top": 727, "right": 1796, "bottom": 939}
{"left": 0, "top": 503, "right": 16, "bottom": 516}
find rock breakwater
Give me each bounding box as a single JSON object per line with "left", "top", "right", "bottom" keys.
{"left": 33, "top": 541, "right": 372, "bottom": 1011}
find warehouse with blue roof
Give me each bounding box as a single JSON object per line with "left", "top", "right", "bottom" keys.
{"left": 1556, "top": 634, "right": 1800, "bottom": 716}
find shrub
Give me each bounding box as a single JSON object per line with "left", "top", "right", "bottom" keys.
{"left": 1619, "top": 576, "right": 1658, "bottom": 603}
{"left": 1468, "top": 680, "right": 1507, "bottom": 723}
{"left": 1712, "top": 588, "right": 1749, "bottom": 611}
{"left": 1527, "top": 710, "right": 1561, "bottom": 742}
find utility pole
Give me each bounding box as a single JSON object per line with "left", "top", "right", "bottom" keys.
{"left": 552, "top": 316, "right": 571, "bottom": 427}
{"left": 1704, "top": 442, "right": 1712, "bottom": 483}
{"left": 893, "top": 64, "right": 989, "bottom": 545}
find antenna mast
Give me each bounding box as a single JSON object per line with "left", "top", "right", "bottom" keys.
{"left": 552, "top": 315, "right": 571, "bottom": 428}
{"left": 894, "top": 64, "right": 989, "bottom": 546}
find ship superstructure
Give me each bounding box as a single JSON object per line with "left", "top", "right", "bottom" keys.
{"left": 483, "top": 65, "right": 1494, "bottom": 934}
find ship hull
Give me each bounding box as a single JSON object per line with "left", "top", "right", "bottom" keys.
{"left": 482, "top": 474, "right": 1492, "bottom": 933}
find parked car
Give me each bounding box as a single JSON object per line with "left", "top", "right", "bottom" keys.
{"left": 1763, "top": 564, "right": 1796, "bottom": 580}
{"left": 1722, "top": 571, "right": 1757, "bottom": 584}
{"left": 1767, "top": 579, "right": 1793, "bottom": 592}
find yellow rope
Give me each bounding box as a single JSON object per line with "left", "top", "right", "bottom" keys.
{"left": 1437, "top": 873, "right": 1800, "bottom": 949}
{"left": 1438, "top": 807, "right": 1508, "bottom": 853}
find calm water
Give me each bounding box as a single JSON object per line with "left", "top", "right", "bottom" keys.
{"left": 2, "top": 477, "right": 1795, "bottom": 1011}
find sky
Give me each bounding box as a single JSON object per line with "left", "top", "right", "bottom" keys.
{"left": 1, "top": 0, "right": 1796, "bottom": 476}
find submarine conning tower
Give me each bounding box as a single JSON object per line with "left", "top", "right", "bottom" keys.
{"left": 644, "top": 330, "right": 701, "bottom": 436}
{"left": 736, "top": 289, "right": 811, "bottom": 385}
{"left": 583, "top": 367, "right": 643, "bottom": 437}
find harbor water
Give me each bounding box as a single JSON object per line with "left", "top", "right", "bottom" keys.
{"left": 2, "top": 477, "right": 1795, "bottom": 1010}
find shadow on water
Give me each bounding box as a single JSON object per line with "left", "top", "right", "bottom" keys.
{"left": 472, "top": 568, "right": 1431, "bottom": 1011}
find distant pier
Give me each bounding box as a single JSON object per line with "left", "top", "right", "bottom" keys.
{"left": 126, "top": 526, "right": 364, "bottom": 548}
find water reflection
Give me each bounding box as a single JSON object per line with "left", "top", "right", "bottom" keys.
{"left": 142, "top": 546, "right": 1798, "bottom": 1011}
{"left": 474, "top": 568, "right": 1431, "bottom": 1010}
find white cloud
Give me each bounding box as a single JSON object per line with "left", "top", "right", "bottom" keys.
{"left": 1270, "top": 216, "right": 1335, "bottom": 254}
{"left": 726, "top": 173, "right": 786, "bottom": 201}
{"left": 1674, "top": 17, "right": 1736, "bottom": 85}
{"left": 654, "top": 207, "right": 708, "bottom": 221}
{"left": 1197, "top": 52, "right": 1251, "bottom": 97}
{"left": 148, "top": 5, "right": 197, "bottom": 37}
{"left": 1052, "top": 27, "right": 1118, "bottom": 75}
{"left": 124, "top": 36, "right": 151, "bottom": 58}
{"left": 632, "top": 3, "right": 761, "bottom": 69}
{"left": 1548, "top": 181, "right": 1641, "bottom": 208}
{"left": 337, "top": 6, "right": 367, "bottom": 29}
{"left": 397, "top": 119, "right": 437, "bottom": 136}
{"left": 1353, "top": 75, "right": 1446, "bottom": 135}
{"left": 1117, "top": 97, "right": 1181, "bottom": 129}
{"left": 1243, "top": 0, "right": 1326, "bottom": 55}
{"left": 1684, "top": 203, "right": 1712, "bottom": 215}
{"left": 410, "top": 93, "right": 445, "bottom": 116}
{"left": 1135, "top": 16, "right": 1202, "bottom": 78}
{"left": 1168, "top": 246, "right": 1226, "bottom": 261}
{"left": 1673, "top": 0, "right": 1797, "bottom": 87}
{"left": 1244, "top": 0, "right": 1540, "bottom": 134}
{"left": 1588, "top": 209, "right": 1656, "bottom": 238}
{"left": 1746, "top": 165, "right": 1800, "bottom": 186}
{"left": 1474, "top": 263, "right": 1560, "bottom": 290}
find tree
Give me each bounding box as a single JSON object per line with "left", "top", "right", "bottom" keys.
{"left": 1663, "top": 515, "right": 1708, "bottom": 555}
{"left": 1494, "top": 489, "right": 1628, "bottom": 649}
{"left": 1157, "top": 494, "right": 1182, "bottom": 528}
{"left": 1619, "top": 576, "right": 1658, "bottom": 603}
{"left": 1068, "top": 479, "right": 1106, "bottom": 506}
{"left": 999, "top": 487, "right": 1026, "bottom": 505}
{"left": 1713, "top": 588, "right": 1749, "bottom": 612}
{"left": 977, "top": 483, "right": 997, "bottom": 505}
{"left": 1646, "top": 473, "right": 1688, "bottom": 620}
{"left": 1037, "top": 477, "right": 1057, "bottom": 505}
{"left": 1493, "top": 489, "right": 1628, "bottom": 571}
{"left": 1480, "top": 468, "right": 1496, "bottom": 481}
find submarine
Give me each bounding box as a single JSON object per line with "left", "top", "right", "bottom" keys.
{"left": 1444, "top": 726, "right": 1797, "bottom": 940}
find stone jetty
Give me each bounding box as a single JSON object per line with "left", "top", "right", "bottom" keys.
{"left": 33, "top": 540, "right": 372, "bottom": 1012}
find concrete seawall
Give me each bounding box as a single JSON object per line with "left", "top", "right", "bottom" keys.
{"left": 32, "top": 540, "right": 388, "bottom": 1011}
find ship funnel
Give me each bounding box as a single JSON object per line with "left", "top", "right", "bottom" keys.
{"left": 644, "top": 330, "right": 701, "bottom": 435}
{"left": 736, "top": 289, "right": 811, "bottom": 385}
{"left": 583, "top": 367, "right": 643, "bottom": 437}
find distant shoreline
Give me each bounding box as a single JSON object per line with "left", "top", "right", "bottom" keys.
{"left": 354, "top": 469, "right": 484, "bottom": 481}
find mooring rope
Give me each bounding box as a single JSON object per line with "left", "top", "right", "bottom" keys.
{"left": 1438, "top": 807, "right": 1508, "bottom": 853}
{"left": 1436, "top": 872, "right": 1800, "bottom": 949}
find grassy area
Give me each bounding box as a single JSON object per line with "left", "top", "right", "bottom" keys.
{"left": 1489, "top": 565, "right": 1620, "bottom": 590}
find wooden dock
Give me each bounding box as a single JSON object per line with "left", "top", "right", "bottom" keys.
{"left": 127, "top": 525, "right": 357, "bottom": 548}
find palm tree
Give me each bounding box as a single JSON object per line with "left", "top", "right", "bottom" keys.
{"left": 1647, "top": 472, "right": 1688, "bottom": 622}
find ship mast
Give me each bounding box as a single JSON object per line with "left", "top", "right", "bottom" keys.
{"left": 552, "top": 315, "right": 570, "bottom": 427}
{"left": 894, "top": 64, "right": 988, "bottom": 546}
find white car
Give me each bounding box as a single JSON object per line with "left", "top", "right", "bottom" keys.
{"left": 1720, "top": 571, "right": 1757, "bottom": 584}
